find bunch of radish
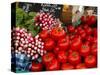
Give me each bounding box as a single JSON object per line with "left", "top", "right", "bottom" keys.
{"left": 11, "top": 27, "right": 46, "bottom": 60}
{"left": 34, "top": 12, "right": 61, "bottom": 30}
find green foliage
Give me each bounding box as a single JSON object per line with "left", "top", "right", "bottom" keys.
{"left": 16, "top": 7, "right": 39, "bottom": 36}
{"left": 72, "top": 19, "right": 81, "bottom": 27}
{"left": 28, "top": 24, "right": 40, "bottom": 37}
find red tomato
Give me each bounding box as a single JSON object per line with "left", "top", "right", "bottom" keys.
{"left": 92, "top": 28, "right": 97, "bottom": 37}
{"left": 91, "top": 43, "right": 97, "bottom": 56}
{"left": 70, "top": 37, "right": 82, "bottom": 51}
{"left": 86, "top": 15, "right": 91, "bottom": 23}
{"left": 81, "top": 16, "right": 87, "bottom": 23}
{"left": 86, "top": 36, "right": 93, "bottom": 43}
{"left": 57, "top": 50, "right": 68, "bottom": 63}
{"left": 75, "top": 29, "right": 78, "bottom": 33}
{"left": 68, "top": 49, "right": 73, "bottom": 54}
{"left": 83, "top": 24, "right": 89, "bottom": 29}
{"left": 69, "top": 34, "right": 75, "bottom": 40}
{"left": 61, "top": 63, "right": 74, "bottom": 70}
{"left": 81, "top": 15, "right": 94, "bottom": 24}
{"left": 67, "top": 25, "right": 75, "bottom": 33}
{"left": 53, "top": 46, "right": 60, "bottom": 55}
{"left": 78, "top": 29, "right": 86, "bottom": 40}
{"left": 85, "top": 27, "right": 92, "bottom": 35}
{"left": 77, "top": 26, "right": 82, "bottom": 31}
{"left": 68, "top": 51, "right": 81, "bottom": 65}
{"left": 88, "top": 15, "right": 96, "bottom": 25}
{"left": 50, "top": 27, "right": 66, "bottom": 40}
{"left": 76, "top": 63, "right": 86, "bottom": 69}
{"left": 84, "top": 41, "right": 90, "bottom": 46}
{"left": 80, "top": 44, "right": 90, "bottom": 57}
{"left": 91, "top": 15, "right": 96, "bottom": 24}
{"left": 58, "top": 36, "right": 69, "bottom": 50}
{"left": 39, "top": 30, "right": 49, "bottom": 41}
{"left": 42, "top": 52, "right": 55, "bottom": 65}
{"left": 85, "top": 55, "right": 97, "bottom": 68}
{"left": 92, "top": 37, "right": 97, "bottom": 44}
{"left": 31, "top": 62, "right": 43, "bottom": 72}
{"left": 44, "top": 38, "right": 55, "bottom": 51}
{"left": 46, "top": 59, "right": 60, "bottom": 71}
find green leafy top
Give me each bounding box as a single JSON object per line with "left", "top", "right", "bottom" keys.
{"left": 16, "top": 7, "right": 40, "bottom": 37}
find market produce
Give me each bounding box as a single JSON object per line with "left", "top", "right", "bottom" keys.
{"left": 44, "top": 38, "right": 55, "bottom": 51}
{"left": 11, "top": 27, "right": 46, "bottom": 60}
{"left": 57, "top": 50, "right": 68, "bottom": 63}
{"left": 76, "top": 63, "right": 86, "bottom": 69}
{"left": 68, "top": 51, "right": 81, "bottom": 65}
{"left": 42, "top": 52, "right": 55, "bottom": 65}
{"left": 34, "top": 12, "right": 61, "bottom": 30}
{"left": 79, "top": 44, "right": 90, "bottom": 57}
{"left": 61, "top": 63, "right": 74, "bottom": 70}
{"left": 46, "top": 59, "right": 60, "bottom": 71}
{"left": 12, "top": 5, "right": 97, "bottom": 72}
{"left": 50, "top": 27, "right": 66, "bottom": 40}
{"left": 31, "top": 62, "right": 43, "bottom": 72}
{"left": 85, "top": 55, "right": 97, "bottom": 68}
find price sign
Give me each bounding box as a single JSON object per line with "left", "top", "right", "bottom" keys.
{"left": 18, "top": 2, "right": 63, "bottom": 18}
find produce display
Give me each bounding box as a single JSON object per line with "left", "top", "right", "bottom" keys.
{"left": 11, "top": 2, "right": 97, "bottom": 73}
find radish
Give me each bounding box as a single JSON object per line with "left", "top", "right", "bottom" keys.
{"left": 28, "top": 48, "right": 31, "bottom": 51}
{"left": 15, "top": 43, "right": 18, "bottom": 46}
{"left": 16, "top": 36, "right": 20, "bottom": 40}
{"left": 12, "top": 27, "right": 46, "bottom": 60}
{"left": 18, "top": 47, "right": 22, "bottom": 51}
{"left": 28, "top": 43, "right": 32, "bottom": 47}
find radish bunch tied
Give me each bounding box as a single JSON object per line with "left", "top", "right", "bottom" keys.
{"left": 34, "top": 12, "right": 61, "bottom": 30}
{"left": 11, "top": 27, "right": 46, "bottom": 60}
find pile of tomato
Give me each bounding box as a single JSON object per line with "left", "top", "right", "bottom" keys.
{"left": 31, "top": 15, "right": 97, "bottom": 71}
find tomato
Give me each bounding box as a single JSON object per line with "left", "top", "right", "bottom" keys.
{"left": 78, "top": 29, "right": 86, "bottom": 40}
{"left": 83, "top": 24, "right": 89, "bottom": 29}
{"left": 79, "top": 44, "right": 90, "bottom": 57}
{"left": 31, "top": 62, "right": 43, "bottom": 72}
{"left": 69, "top": 34, "right": 80, "bottom": 40}
{"left": 69, "top": 34, "right": 75, "bottom": 40}
{"left": 92, "top": 37, "right": 97, "bottom": 44}
{"left": 58, "top": 36, "right": 69, "bottom": 50}
{"left": 39, "top": 30, "right": 49, "bottom": 41}
{"left": 61, "top": 63, "right": 74, "bottom": 70}
{"left": 75, "top": 29, "right": 78, "bottom": 33}
{"left": 67, "top": 25, "right": 75, "bottom": 33}
{"left": 81, "top": 15, "right": 96, "bottom": 25}
{"left": 86, "top": 15, "right": 92, "bottom": 23}
{"left": 50, "top": 27, "right": 66, "bottom": 40}
{"left": 76, "top": 63, "right": 86, "bottom": 69}
{"left": 86, "top": 36, "right": 93, "bottom": 43}
{"left": 88, "top": 15, "right": 96, "bottom": 25}
{"left": 84, "top": 41, "right": 90, "bottom": 46}
{"left": 91, "top": 43, "right": 97, "bottom": 56}
{"left": 42, "top": 52, "right": 55, "bottom": 65}
{"left": 85, "top": 55, "right": 97, "bottom": 68}
{"left": 77, "top": 26, "right": 82, "bottom": 32}
{"left": 85, "top": 27, "right": 92, "bottom": 35}
{"left": 81, "top": 16, "right": 87, "bottom": 23}
{"left": 53, "top": 46, "right": 60, "bottom": 55}
{"left": 68, "top": 49, "right": 73, "bottom": 54}
{"left": 57, "top": 50, "right": 68, "bottom": 63}
{"left": 70, "top": 37, "right": 82, "bottom": 51}
{"left": 68, "top": 51, "right": 81, "bottom": 65}
{"left": 44, "top": 38, "right": 55, "bottom": 51}
{"left": 46, "top": 59, "right": 60, "bottom": 71}
{"left": 91, "top": 15, "right": 96, "bottom": 24}
{"left": 92, "top": 28, "right": 97, "bottom": 37}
